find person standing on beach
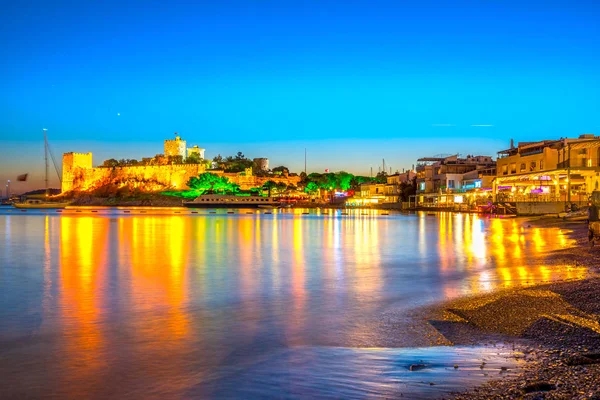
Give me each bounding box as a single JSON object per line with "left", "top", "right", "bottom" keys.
{"left": 589, "top": 202, "right": 599, "bottom": 223}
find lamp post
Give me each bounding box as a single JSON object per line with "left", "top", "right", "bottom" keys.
{"left": 6, "top": 180, "right": 10, "bottom": 200}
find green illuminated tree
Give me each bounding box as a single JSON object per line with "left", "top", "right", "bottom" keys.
{"left": 262, "top": 180, "right": 277, "bottom": 197}
{"left": 186, "top": 172, "right": 240, "bottom": 195}
{"left": 305, "top": 181, "right": 319, "bottom": 194}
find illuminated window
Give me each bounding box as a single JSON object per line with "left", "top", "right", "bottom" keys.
{"left": 530, "top": 161, "right": 536, "bottom": 171}
{"left": 510, "top": 163, "right": 516, "bottom": 174}
{"left": 502, "top": 165, "right": 508, "bottom": 175}
{"left": 540, "top": 160, "right": 544, "bottom": 169}
{"left": 520, "top": 163, "right": 526, "bottom": 172}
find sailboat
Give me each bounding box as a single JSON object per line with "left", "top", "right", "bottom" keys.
{"left": 13, "top": 130, "right": 71, "bottom": 209}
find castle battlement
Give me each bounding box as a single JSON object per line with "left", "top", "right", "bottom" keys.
{"left": 59, "top": 134, "right": 299, "bottom": 194}
{"left": 65, "top": 152, "right": 93, "bottom": 157}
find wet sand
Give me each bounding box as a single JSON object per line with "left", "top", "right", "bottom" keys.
{"left": 431, "top": 219, "right": 600, "bottom": 399}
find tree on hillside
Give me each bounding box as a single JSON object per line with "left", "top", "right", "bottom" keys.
{"left": 275, "top": 182, "right": 288, "bottom": 194}
{"left": 272, "top": 166, "right": 289, "bottom": 174}
{"left": 168, "top": 155, "right": 184, "bottom": 164}
{"left": 262, "top": 180, "right": 277, "bottom": 197}
{"left": 187, "top": 153, "right": 203, "bottom": 164}
{"left": 103, "top": 159, "right": 119, "bottom": 167}
{"left": 187, "top": 173, "right": 220, "bottom": 193}
{"left": 304, "top": 181, "right": 319, "bottom": 195}
{"left": 337, "top": 171, "right": 353, "bottom": 190}
{"left": 185, "top": 173, "right": 238, "bottom": 195}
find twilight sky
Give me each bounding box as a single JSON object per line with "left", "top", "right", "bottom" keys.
{"left": 1, "top": 0, "right": 599, "bottom": 191}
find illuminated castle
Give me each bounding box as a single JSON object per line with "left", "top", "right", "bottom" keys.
{"left": 61, "top": 134, "right": 298, "bottom": 193}
{"left": 164, "top": 133, "right": 205, "bottom": 159}
{"left": 61, "top": 152, "right": 93, "bottom": 192}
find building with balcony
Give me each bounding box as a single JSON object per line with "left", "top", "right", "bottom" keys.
{"left": 413, "top": 154, "right": 495, "bottom": 208}
{"left": 494, "top": 134, "right": 600, "bottom": 204}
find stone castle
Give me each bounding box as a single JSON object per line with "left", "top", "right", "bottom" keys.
{"left": 61, "top": 135, "right": 299, "bottom": 193}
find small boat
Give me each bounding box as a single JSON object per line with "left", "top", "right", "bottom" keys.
{"left": 13, "top": 199, "right": 71, "bottom": 209}
{"left": 563, "top": 209, "right": 588, "bottom": 222}
{"left": 258, "top": 204, "right": 280, "bottom": 209}
{"left": 183, "top": 194, "right": 280, "bottom": 209}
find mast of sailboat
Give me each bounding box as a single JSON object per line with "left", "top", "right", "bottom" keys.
{"left": 304, "top": 148, "right": 307, "bottom": 175}
{"left": 44, "top": 129, "right": 49, "bottom": 197}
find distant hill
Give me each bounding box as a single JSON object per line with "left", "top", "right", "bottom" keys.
{"left": 21, "top": 188, "right": 61, "bottom": 196}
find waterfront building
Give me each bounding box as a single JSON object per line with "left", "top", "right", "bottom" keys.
{"left": 494, "top": 134, "right": 600, "bottom": 205}
{"left": 348, "top": 170, "right": 416, "bottom": 206}
{"left": 384, "top": 171, "right": 416, "bottom": 203}
{"left": 414, "top": 154, "right": 495, "bottom": 208}
{"left": 346, "top": 182, "right": 386, "bottom": 206}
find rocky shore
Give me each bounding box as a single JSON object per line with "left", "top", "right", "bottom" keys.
{"left": 439, "top": 220, "right": 600, "bottom": 399}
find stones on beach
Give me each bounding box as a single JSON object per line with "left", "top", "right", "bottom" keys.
{"left": 522, "top": 381, "right": 557, "bottom": 393}
{"left": 566, "top": 353, "right": 600, "bottom": 366}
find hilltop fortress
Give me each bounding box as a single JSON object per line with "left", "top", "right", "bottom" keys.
{"left": 61, "top": 134, "right": 300, "bottom": 194}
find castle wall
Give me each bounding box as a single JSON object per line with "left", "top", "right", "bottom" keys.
{"left": 62, "top": 152, "right": 93, "bottom": 193}
{"left": 66, "top": 164, "right": 207, "bottom": 193}
{"left": 62, "top": 152, "right": 301, "bottom": 194}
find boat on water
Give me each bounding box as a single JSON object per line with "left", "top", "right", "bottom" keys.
{"left": 183, "top": 194, "right": 280, "bottom": 209}
{"left": 13, "top": 199, "right": 71, "bottom": 209}
{"left": 561, "top": 208, "right": 588, "bottom": 222}
{"left": 12, "top": 129, "right": 72, "bottom": 210}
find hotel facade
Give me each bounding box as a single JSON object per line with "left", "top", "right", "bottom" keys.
{"left": 494, "top": 134, "right": 600, "bottom": 204}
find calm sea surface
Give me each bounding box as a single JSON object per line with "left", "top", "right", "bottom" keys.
{"left": 0, "top": 207, "right": 587, "bottom": 398}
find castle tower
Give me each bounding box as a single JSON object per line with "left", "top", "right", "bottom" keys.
{"left": 187, "top": 145, "right": 205, "bottom": 160}
{"left": 62, "top": 152, "right": 93, "bottom": 193}
{"left": 253, "top": 158, "right": 269, "bottom": 172}
{"left": 164, "top": 133, "right": 187, "bottom": 158}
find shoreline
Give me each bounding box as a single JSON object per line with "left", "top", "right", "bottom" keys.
{"left": 424, "top": 219, "right": 600, "bottom": 399}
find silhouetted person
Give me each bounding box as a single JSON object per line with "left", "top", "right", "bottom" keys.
{"left": 588, "top": 203, "right": 599, "bottom": 223}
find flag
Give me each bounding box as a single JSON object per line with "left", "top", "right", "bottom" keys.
{"left": 17, "top": 173, "right": 28, "bottom": 182}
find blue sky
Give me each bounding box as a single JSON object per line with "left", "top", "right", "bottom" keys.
{"left": 1, "top": 0, "right": 599, "bottom": 191}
